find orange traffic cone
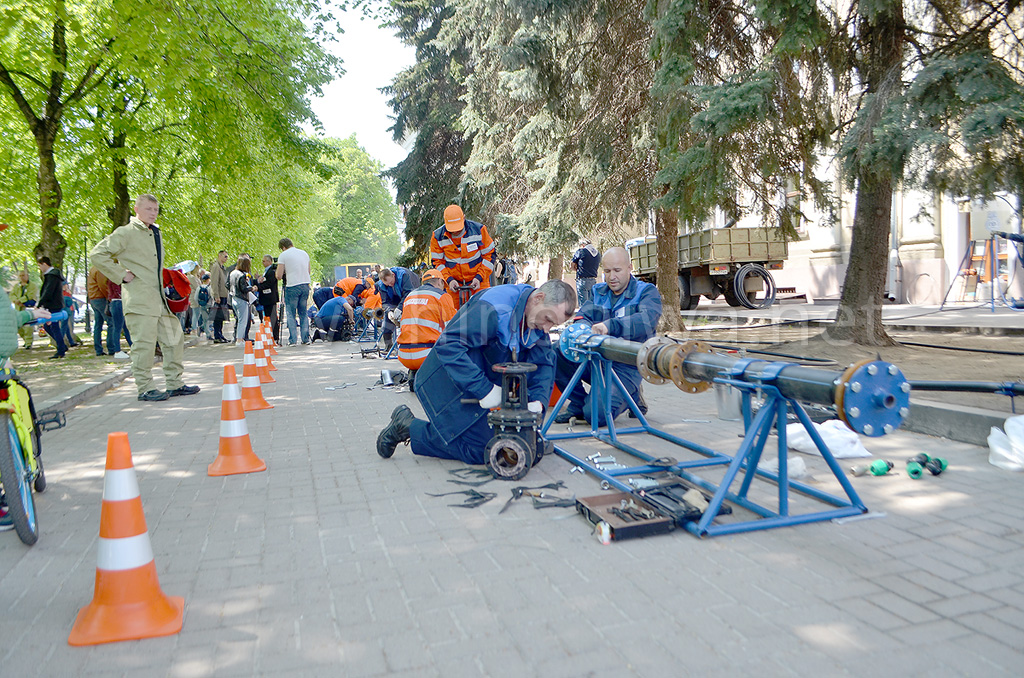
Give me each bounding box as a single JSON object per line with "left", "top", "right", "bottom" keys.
{"left": 254, "top": 333, "right": 276, "bottom": 371}
{"left": 240, "top": 342, "right": 272, "bottom": 411}
{"left": 263, "top": 319, "right": 278, "bottom": 355}
{"left": 68, "top": 432, "right": 184, "bottom": 646}
{"left": 255, "top": 342, "right": 275, "bottom": 384}
{"left": 208, "top": 365, "right": 267, "bottom": 476}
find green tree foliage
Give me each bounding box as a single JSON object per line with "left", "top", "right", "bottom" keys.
{"left": 314, "top": 135, "right": 402, "bottom": 274}
{"left": 384, "top": 0, "right": 475, "bottom": 266}
{"left": 1, "top": 0, "right": 340, "bottom": 272}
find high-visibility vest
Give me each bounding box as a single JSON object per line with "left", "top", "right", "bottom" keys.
{"left": 430, "top": 219, "right": 495, "bottom": 287}
{"left": 333, "top": 277, "right": 373, "bottom": 300}
{"left": 397, "top": 284, "right": 457, "bottom": 370}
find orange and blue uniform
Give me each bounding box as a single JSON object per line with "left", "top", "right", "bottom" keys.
{"left": 430, "top": 218, "right": 495, "bottom": 307}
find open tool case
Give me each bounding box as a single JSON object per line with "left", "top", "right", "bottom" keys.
{"left": 576, "top": 492, "right": 674, "bottom": 541}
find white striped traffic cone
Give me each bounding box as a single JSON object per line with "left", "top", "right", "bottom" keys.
{"left": 240, "top": 341, "right": 272, "bottom": 411}
{"left": 68, "top": 432, "right": 184, "bottom": 646}
{"left": 208, "top": 365, "right": 267, "bottom": 476}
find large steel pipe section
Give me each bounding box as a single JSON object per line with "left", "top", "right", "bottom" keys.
{"left": 559, "top": 322, "right": 910, "bottom": 436}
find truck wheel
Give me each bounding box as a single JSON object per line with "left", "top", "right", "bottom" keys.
{"left": 733, "top": 263, "right": 777, "bottom": 309}
{"left": 723, "top": 287, "right": 742, "bottom": 307}
{"left": 677, "top": 276, "right": 700, "bottom": 311}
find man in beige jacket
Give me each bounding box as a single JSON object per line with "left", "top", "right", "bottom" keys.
{"left": 91, "top": 194, "right": 201, "bottom": 402}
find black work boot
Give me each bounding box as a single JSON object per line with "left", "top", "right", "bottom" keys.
{"left": 628, "top": 384, "right": 649, "bottom": 418}
{"left": 377, "top": 405, "right": 414, "bottom": 459}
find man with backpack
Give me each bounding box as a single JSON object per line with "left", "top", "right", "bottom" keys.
{"left": 196, "top": 273, "right": 212, "bottom": 339}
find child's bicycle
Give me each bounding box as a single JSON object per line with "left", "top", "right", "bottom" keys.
{"left": 1, "top": 311, "right": 68, "bottom": 545}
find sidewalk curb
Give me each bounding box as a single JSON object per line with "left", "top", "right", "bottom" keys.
{"left": 904, "top": 397, "right": 1011, "bottom": 447}
{"left": 37, "top": 337, "right": 200, "bottom": 416}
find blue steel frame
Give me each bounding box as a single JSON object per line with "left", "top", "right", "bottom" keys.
{"left": 540, "top": 350, "right": 868, "bottom": 537}
{"left": 357, "top": 315, "right": 380, "bottom": 343}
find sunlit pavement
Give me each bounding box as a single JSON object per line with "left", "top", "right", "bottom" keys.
{"left": 1, "top": 338, "right": 1022, "bottom": 677}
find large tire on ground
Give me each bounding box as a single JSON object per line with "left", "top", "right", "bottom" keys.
{"left": 733, "top": 263, "right": 777, "bottom": 309}
{"left": 677, "top": 275, "right": 700, "bottom": 310}
{"left": 0, "top": 412, "right": 39, "bottom": 545}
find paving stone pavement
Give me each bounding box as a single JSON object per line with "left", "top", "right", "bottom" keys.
{"left": 1, "top": 339, "right": 1022, "bottom": 677}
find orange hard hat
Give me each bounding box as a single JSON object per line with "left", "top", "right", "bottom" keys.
{"left": 443, "top": 205, "right": 465, "bottom": 232}
{"left": 421, "top": 268, "right": 443, "bottom": 283}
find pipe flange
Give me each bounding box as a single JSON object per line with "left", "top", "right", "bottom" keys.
{"left": 835, "top": 358, "right": 910, "bottom": 436}
{"left": 636, "top": 337, "right": 671, "bottom": 385}
{"left": 669, "top": 341, "right": 713, "bottom": 394}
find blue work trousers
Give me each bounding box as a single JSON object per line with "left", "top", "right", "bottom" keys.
{"left": 555, "top": 354, "right": 635, "bottom": 427}
{"left": 410, "top": 416, "right": 493, "bottom": 466}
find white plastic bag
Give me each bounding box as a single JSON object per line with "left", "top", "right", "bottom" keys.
{"left": 757, "top": 455, "right": 808, "bottom": 479}
{"left": 785, "top": 419, "right": 872, "bottom": 459}
{"left": 988, "top": 415, "right": 1024, "bottom": 472}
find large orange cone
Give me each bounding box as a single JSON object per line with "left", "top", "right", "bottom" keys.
{"left": 255, "top": 342, "right": 275, "bottom": 384}
{"left": 240, "top": 342, "right": 272, "bottom": 411}
{"left": 208, "top": 365, "right": 267, "bottom": 476}
{"left": 68, "top": 432, "right": 184, "bottom": 646}
{"left": 254, "top": 333, "right": 276, "bottom": 371}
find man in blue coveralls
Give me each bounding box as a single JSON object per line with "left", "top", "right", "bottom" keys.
{"left": 376, "top": 280, "right": 576, "bottom": 464}
{"left": 553, "top": 247, "right": 662, "bottom": 426}
{"left": 376, "top": 266, "right": 417, "bottom": 350}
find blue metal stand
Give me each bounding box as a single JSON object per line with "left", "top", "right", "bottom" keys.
{"left": 357, "top": 316, "right": 380, "bottom": 343}
{"left": 542, "top": 352, "right": 867, "bottom": 538}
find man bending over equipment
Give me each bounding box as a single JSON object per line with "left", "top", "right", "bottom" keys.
{"left": 553, "top": 247, "right": 661, "bottom": 426}
{"left": 376, "top": 280, "right": 576, "bottom": 464}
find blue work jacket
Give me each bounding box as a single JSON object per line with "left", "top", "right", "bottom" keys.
{"left": 578, "top": 276, "right": 662, "bottom": 385}
{"left": 415, "top": 284, "right": 556, "bottom": 444}
{"left": 378, "top": 267, "right": 416, "bottom": 308}
{"left": 315, "top": 296, "right": 348, "bottom": 322}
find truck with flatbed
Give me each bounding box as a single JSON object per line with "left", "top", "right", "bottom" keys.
{"left": 627, "top": 226, "right": 788, "bottom": 310}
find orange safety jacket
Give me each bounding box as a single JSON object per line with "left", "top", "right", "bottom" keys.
{"left": 334, "top": 276, "right": 373, "bottom": 301}
{"left": 397, "top": 284, "right": 457, "bottom": 370}
{"left": 430, "top": 219, "right": 495, "bottom": 288}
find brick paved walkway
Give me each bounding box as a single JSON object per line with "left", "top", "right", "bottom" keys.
{"left": 1, "top": 340, "right": 1021, "bottom": 676}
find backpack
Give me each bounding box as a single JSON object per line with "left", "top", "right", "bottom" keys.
{"left": 198, "top": 285, "right": 211, "bottom": 308}
{"left": 500, "top": 258, "right": 518, "bottom": 285}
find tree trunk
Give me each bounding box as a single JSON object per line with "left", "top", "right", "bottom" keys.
{"left": 547, "top": 255, "right": 564, "bottom": 281}
{"left": 33, "top": 128, "right": 67, "bottom": 269}
{"left": 655, "top": 207, "right": 683, "bottom": 333}
{"left": 827, "top": 0, "right": 904, "bottom": 346}
{"left": 108, "top": 129, "right": 132, "bottom": 231}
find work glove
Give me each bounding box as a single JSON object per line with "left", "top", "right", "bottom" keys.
{"left": 527, "top": 401, "right": 543, "bottom": 414}
{"left": 478, "top": 384, "right": 502, "bottom": 409}
{"left": 388, "top": 308, "right": 402, "bottom": 323}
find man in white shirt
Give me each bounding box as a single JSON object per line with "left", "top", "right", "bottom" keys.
{"left": 275, "top": 237, "right": 312, "bottom": 345}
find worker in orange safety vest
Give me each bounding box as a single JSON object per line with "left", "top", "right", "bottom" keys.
{"left": 397, "top": 269, "right": 457, "bottom": 389}
{"left": 430, "top": 204, "right": 495, "bottom": 309}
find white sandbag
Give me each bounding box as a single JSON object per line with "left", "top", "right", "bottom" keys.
{"left": 757, "top": 455, "right": 809, "bottom": 479}
{"left": 785, "top": 419, "right": 872, "bottom": 459}
{"left": 988, "top": 415, "right": 1024, "bottom": 472}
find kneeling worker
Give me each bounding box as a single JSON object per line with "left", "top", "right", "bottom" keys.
{"left": 377, "top": 280, "right": 576, "bottom": 464}
{"left": 313, "top": 295, "right": 356, "bottom": 342}
{"left": 554, "top": 247, "right": 661, "bottom": 425}
{"left": 396, "top": 269, "right": 457, "bottom": 385}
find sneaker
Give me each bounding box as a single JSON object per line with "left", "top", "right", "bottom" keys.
{"left": 112, "top": 351, "right": 130, "bottom": 360}
{"left": 376, "top": 405, "right": 415, "bottom": 459}
{"left": 138, "top": 389, "right": 170, "bottom": 402}
{"left": 0, "top": 505, "right": 13, "bottom": 532}
{"left": 168, "top": 385, "right": 201, "bottom": 397}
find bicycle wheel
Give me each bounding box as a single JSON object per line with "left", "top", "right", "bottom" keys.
{"left": 0, "top": 412, "right": 39, "bottom": 545}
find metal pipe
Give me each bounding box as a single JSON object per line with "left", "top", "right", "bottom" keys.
{"left": 560, "top": 323, "right": 911, "bottom": 436}
{"left": 910, "top": 380, "right": 1024, "bottom": 396}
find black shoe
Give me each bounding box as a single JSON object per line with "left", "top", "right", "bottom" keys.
{"left": 377, "top": 405, "right": 414, "bottom": 459}
{"left": 213, "top": 338, "right": 228, "bottom": 344}
{"left": 168, "top": 385, "right": 201, "bottom": 397}
{"left": 138, "top": 390, "right": 170, "bottom": 402}
{"left": 48, "top": 352, "right": 65, "bottom": 360}
{"left": 554, "top": 409, "right": 581, "bottom": 424}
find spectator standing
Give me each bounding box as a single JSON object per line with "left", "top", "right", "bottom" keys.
{"left": 209, "top": 250, "right": 230, "bottom": 343}
{"left": 61, "top": 282, "right": 80, "bottom": 348}
{"left": 87, "top": 266, "right": 113, "bottom": 356}
{"left": 90, "top": 193, "right": 201, "bottom": 402}
{"left": 257, "top": 255, "right": 280, "bottom": 344}
{"left": 9, "top": 269, "right": 38, "bottom": 349}
{"left": 569, "top": 238, "right": 601, "bottom": 307}
{"left": 195, "top": 273, "right": 212, "bottom": 339}
{"left": 185, "top": 267, "right": 201, "bottom": 335}
{"left": 276, "top": 237, "right": 312, "bottom": 345}
{"left": 106, "top": 279, "right": 131, "bottom": 358}
{"left": 228, "top": 257, "right": 255, "bottom": 344}
{"left": 35, "top": 257, "right": 67, "bottom": 359}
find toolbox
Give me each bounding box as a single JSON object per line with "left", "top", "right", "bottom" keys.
{"left": 576, "top": 492, "right": 674, "bottom": 541}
